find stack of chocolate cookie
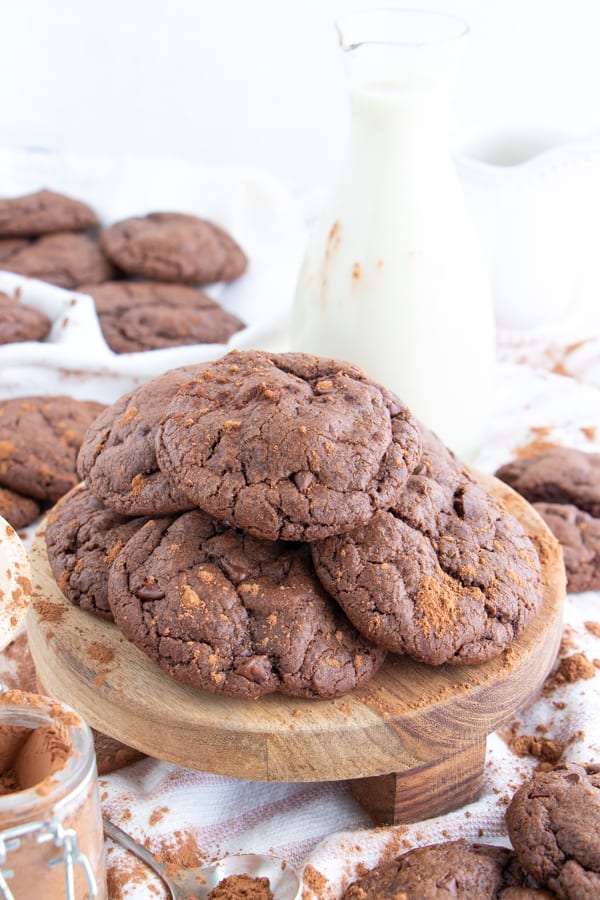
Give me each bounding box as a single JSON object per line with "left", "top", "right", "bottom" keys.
{"left": 496, "top": 446, "right": 600, "bottom": 594}
{"left": 0, "top": 189, "right": 113, "bottom": 289}
{"left": 0, "top": 189, "right": 247, "bottom": 353}
{"left": 46, "top": 350, "right": 544, "bottom": 701}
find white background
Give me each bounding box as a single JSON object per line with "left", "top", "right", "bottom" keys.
{"left": 1, "top": 0, "right": 599, "bottom": 188}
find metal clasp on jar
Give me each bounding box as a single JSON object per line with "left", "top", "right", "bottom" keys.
{"left": 0, "top": 817, "right": 97, "bottom": 900}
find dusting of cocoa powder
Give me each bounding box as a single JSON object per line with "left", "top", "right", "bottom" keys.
{"left": 32, "top": 598, "right": 65, "bottom": 624}
{"left": 414, "top": 574, "right": 463, "bottom": 639}
{"left": 87, "top": 642, "right": 115, "bottom": 665}
{"left": 543, "top": 652, "right": 597, "bottom": 694}
{"left": 502, "top": 728, "right": 564, "bottom": 765}
{"left": 151, "top": 828, "right": 204, "bottom": 879}
{"left": 513, "top": 439, "right": 559, "bottom": 460}
{"left": 585, "top": 621, "right": 600, "bottom": 638}
{"left": 149, "top": 805, "right": 169, "bottom": 827}
{"left": 302, "top": 865, "right": 328, "bottom": 897}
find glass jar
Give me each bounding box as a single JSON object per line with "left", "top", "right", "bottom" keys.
{"left": 0, "top": 690, "right": 106, "bottom": 900}
{"left": 292, "top": 9, "right": 496, "bottom": 459}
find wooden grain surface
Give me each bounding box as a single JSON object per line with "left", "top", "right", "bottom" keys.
{"left": 26, "top": 473, "right": 565, "bottom": 783}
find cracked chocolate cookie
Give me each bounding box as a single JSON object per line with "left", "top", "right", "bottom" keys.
{"left": 312, "top": 431, "right": 542, "bottom": 664}
{"left": 506, "top": 762, "right": 600, "bottom": 899}
{"left": 100, "top": 212, "right": 247, "bottom": 284}
{"left": 155, "top": 350, "right": 422, "bottom": 542}
{"left": 0, "top": 189, "right": 98, "bottom": 237}
{"left": 6, "top": 232, "right": 115, "bottom": 289}
{"left": 0, "top": 486, "right": 40, "bottom": 530}
{"left": 108, "top": 509, "right": 386, "bottom": 699}
{"left": 0, "top": 395, "right": 105, "bottom": 502}
{"left": 79, "top": 281, "right": 245, "bottom": 353}
{"left": 342, "top": 840, "right": 547, "bottom": 899}
{"left": 531, "top": 502, "right": 600, "bottom": 593}
{"left": 78, "top": 365, "right": 206, "bottom": 516}
{"left": 0, "top": 291, "right": 52, "bottom": 343}
{"left": 45, "top": 483, "right": 147, "bottom": 619}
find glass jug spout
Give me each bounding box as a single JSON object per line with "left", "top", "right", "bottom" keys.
{"left": 335, "top": 9, "right": 469, "bottom": 85}
{"left": 292, "top": 9, "right": 495, "bottom": 459}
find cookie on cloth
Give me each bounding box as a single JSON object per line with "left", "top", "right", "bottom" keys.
{"left": 496, "top": 446, "right": 600, "bottom": 593}
{"left": 0, "top": 395, "right": 105, "bottom": 502}
{"left": 45, "top": 483, "right": 148, "bottom": 620}
{"left": 155, "top": 350, "right": 422, "bottom": 542}
{"left": 342, "top": 839, "right": 549, "bottom": 899}
{"left": 108, "top": 509, "right": 386, "bottom": 699}
{"left": 0, "top": 238, "right": 29, "bottom": 263}
{"left": 506, "top": 762, "right": 600, "bottom": 899}
{"left": 0, "top": 291, "right": 52, "bottom": 344}
{"left": 78, "top": 365, "right": 207, "bottom": 516}
{"left": 78, "top": 281, "right": 245, "bottom": 353}
{"left": 5, "top": 232, "right": 115, "bottom": 289}
{"left": 0, "top": 189, "right": 98, "bottom": 237}
{"left": 100, "top": 212, "right": 247, "bottom": 284}
{"left": 312, "top": 431, "right": 542, "bottom": 665}
{"left": 531, "top": 502, "right": 600, "bottom": 593}
{"left": 496, "top": 446, "right": 600, "bottom": 515}
{"left": 0, "top": 486, "right": 40, "bottom": 530}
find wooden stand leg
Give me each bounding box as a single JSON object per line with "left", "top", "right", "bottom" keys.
{"left": 349, "top": 739, "right": 487, "bottom": 825}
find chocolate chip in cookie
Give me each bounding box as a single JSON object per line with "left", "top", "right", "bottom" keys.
{"left": 155, "top": 350, "right": 422, "bottom": 542}
{"left": 101, "top": 212, "right": 247, "bottom": 285}
{"left": 78, "top": 365, "right": 206, "bottom": 516}
{"left": 108, "top": 509, "right": 386, "bottom": 699}
{"left": 0, "top": 395, "right": 105, "bottom": 502}
{"left": 78, "top": 281, "right": 245, "bottom": 353}
{"left": 45, "top": 483, "right": 148, "bottom": 619}
{"left": 506, "top": 762, "right": 600, "bottom": 898}
{"left": 0, "top": 189, "right": 98, "bottom": 237}
{"left": 312, "top": 430, "right": 542, "bottom": 664}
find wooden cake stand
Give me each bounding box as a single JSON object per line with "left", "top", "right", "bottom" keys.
{"left": 26, "top": 474, "right": 565, "bottom": 825}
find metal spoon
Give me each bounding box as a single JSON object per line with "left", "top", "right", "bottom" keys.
{"left": 103, "top": 817, "right": 302, "bottom": 899}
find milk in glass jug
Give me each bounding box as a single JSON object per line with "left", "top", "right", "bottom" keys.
{"left": 292, "top": 9, "right": 495, "bottom": 458}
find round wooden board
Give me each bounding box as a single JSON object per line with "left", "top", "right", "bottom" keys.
{"left": 26, "top": 473, "right": 565, "bottom": 783}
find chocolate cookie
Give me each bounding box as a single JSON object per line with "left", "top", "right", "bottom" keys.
{"left": 45, "top": 484, "right": 147, "bottom": 619}
{"left": 312, "top": 431, "right": 542, "bottom": 664}
{"left": 0, "top": 291, "right": 52, "bottom": 344}
{"left": 78, "top": 365, "right": 206, "bottom": 516}
{"left": 0, "top": 238, "right": 29, "bottom": 264}
{"left": 506, "top": 762, "right": 600, "bottom": 898}
{"left": 155, "top": 350, "right": 422, "bottom": 542}
{"left": 532, "top": 502, "right": 600, "bottom": 593}
{"left": 5, "top": 232, "right": 114, "bottom": 289}
{"left": 100, "top": 212, "right": 247, "bottom": 284}
{"left": 342, "top": 840, "right": 542, "bottom": 899}
{"left": 0, "top": 395, "right": 105, "bottom": 502}
{"left": 0, "top": 486, "right": 40, "bottom": 530}
{"left": 0, "top": 190, "right": 98, "bottom": 237}
{"left": 78, "top": 281, "right": 245, "bottom": 353}
{"left": 496, "top": 447, "right": 600, "bottom": 515}
{"left": 108, "top": 509, "right": 386, "bottom": 699}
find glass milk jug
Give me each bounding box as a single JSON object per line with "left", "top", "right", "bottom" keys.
{"left": 292, "top": 9, "right": 495, "bottom": 458}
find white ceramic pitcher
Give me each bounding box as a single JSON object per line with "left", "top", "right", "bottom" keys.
{"left": 455, "top": 127, "right": 600, "bottom": 334}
